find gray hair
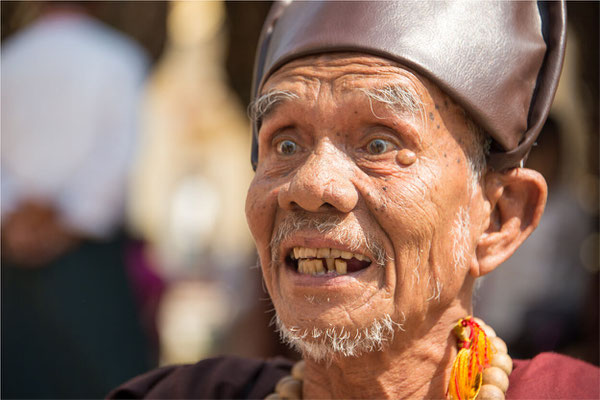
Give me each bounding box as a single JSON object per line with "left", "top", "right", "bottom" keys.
{"left": 248, "top": 89, "right": 299, "bottom": 124}
{"left": 275, "top": 313, "right": 404, "bottom": 363}
{"left": 360, "top": 84, "right": 424, "bottom": 119}
{"left": 464, "top": 115, "right": 492, "bottom": 187}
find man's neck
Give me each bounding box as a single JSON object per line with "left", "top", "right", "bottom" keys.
{"left": 302, "top": 304, "right": 470, "bottom": 399}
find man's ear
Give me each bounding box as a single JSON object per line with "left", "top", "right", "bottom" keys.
{"left": 471, "top": 168, "right": 547, "bottom": 277}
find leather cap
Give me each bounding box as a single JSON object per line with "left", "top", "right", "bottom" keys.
{"left": 250, "top": 1, "right": 566, "bottom": 171}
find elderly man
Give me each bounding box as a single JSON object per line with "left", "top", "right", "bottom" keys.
{"left": 110, "top": 1, "right": 599, "bottom": 399}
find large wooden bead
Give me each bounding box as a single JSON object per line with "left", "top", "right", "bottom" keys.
{"left": 474, "top": 318, "right": 496, "bottom": 338}
{"left": 292, "top": 360, "right": 305, "bottom": 380}
{"left": 490, "top": 336, "right": 508, "bottom": 354}
{"left": 482, "top": 366, "right": 509, "bottom": 393}
{"left": 491, "top": 353, "right": 513, "bottom": 375}
{"left": 275, "top": 376, "right": 302, "bottom": 400}
{"left": 478, "top": 384, "right": 505, "bottom": 400}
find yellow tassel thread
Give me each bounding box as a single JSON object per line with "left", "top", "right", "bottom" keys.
{"left": 447, "top": 317, "right": 493, "bottom": 400}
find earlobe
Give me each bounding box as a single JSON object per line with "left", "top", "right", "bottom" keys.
{"left": 470, "top": 168, "right": 547, "bottom": 277}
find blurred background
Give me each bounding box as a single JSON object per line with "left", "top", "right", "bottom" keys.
{"left": 0, "top": 2, "right": 597, "bottom": 398}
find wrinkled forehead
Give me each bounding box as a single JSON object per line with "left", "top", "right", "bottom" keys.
{"left": 261, "top": 53, "right": 422, "bottom": 96}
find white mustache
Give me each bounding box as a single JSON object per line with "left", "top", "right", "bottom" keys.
{"left": 270, "top": 212, "right": 387, "bottom": 266}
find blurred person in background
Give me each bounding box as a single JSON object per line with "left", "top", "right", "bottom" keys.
{"left": 1, "top": 2, "right": 154, "bottom": 398}
{"left": 127, "top": 0, "right": 280, "bottom": 365}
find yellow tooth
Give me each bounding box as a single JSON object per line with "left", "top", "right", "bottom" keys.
{"left": 325, "top": 258, "right": 335, "bottom": 271}
{"left": 305, "top": 248, "right": 317, "bottom": 258}
{"left": 311, "top": 259, "right": 320, "bottom": 274}
{"left": 303, "top": 259, "right": 312, "bottom": 274}
{"left": 317, "top": 248, "right": 330, "bottom": 258}
{"left": 305, "top": 259, "right": 313, "bottom": 274}
{"left": 315, "top": 259, "right": 325, "bottom": 274}
{"left": 298, "top": 259, "right": 309, "bottom": 274}
{"left": 298, "top": 248, "right": 306, "bottom": 258}
{"left": 335, "top": 259, "right": 347, "bottom": 274}
{"left": 331, "top": 249, "right": 341, "bottom": 258}
{"left": 341, "top": 251, "right": 352, "bottom": 259}
{"left": 293, "top": 247, "right": 301, "bottom": 259}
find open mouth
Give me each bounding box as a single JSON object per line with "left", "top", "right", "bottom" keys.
{"left": 285, "top": 247, "right": 372, "bottom": 276}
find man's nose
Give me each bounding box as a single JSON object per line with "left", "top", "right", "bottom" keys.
{"left": 277, "top": 148, "right": 358, "bottom": 213}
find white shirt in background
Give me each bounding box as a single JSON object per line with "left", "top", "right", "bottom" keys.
{"left": 1, "top": 11, "right": 149, "bottom": 238}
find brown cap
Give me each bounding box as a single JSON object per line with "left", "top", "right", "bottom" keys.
{"left": 250, "top": 1, "right": 566, "bottom": 171}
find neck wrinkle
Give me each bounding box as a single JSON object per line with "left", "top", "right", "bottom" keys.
{"left": 302, "top": 302, "right": 469, "bottom": 399}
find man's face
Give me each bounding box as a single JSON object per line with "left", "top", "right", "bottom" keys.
{"left": 246, "top": 54, "right": 486, "bottom": 354}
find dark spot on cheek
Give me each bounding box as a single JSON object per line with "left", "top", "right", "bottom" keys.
{"left": 336, "top": 132, "right": 341, "bottom": 137}
{"left": 456, "top": 158, "right": 461, "bottom": 164}
{"left": 354, "top": 110, "right": 358, "bottom": 115}
{"left": 436, "top": 124, "right": 440, "bottom": 129}
{"left": 443, "top": 153, "right": 447, "bottom": 158}
{"left": 382, "top": 186, "right": 387, "bottom": 191}
{"left": 428, "top": 112, "right": 435, "bottom": 121}
{"left": 435, "top": 104, "right": 440, "bottom": 111}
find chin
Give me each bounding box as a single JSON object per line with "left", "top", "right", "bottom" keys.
{"left": 274, "top": 311, "right": 404, "bottom": 363}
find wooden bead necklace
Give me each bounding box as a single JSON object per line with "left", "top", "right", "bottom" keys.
{"left": 266, "top": 316, "right": 513, "bottom": 400}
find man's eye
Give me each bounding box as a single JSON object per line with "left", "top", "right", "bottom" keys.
{"left": 277, "top": 139, "right": 298, "bottom": 155}
{"left": 367, "top": 139, "right": 392, "bottom": 155}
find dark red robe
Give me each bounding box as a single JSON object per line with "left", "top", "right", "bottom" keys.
{"left": 108, "top": 352, "right": 599, "bottom": 399}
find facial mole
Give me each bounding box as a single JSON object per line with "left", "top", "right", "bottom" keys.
{"left": 397, "top": 149, "right": 417, "bottom": 166}
{"left": 382, "top": 186, "right": 387, "bottom": 191}
{"left": 428, "top": 112, "right": 435, "bottom": 121}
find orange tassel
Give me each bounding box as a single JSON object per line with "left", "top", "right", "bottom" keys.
{"left": 447, "top": 317, "right": 492, "bottom": 400}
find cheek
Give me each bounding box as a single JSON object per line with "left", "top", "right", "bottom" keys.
{"left": 245, "top": 177, "right": 280, "bottom": 250}
{"left": 365, "top": 169, "right": 439, "bottom": 240}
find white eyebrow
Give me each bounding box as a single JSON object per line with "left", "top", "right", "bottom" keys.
{"left": 248, "top": 89, "right": 299, "bottom": 124}
{"left": 249, "top": 84, "right": 423, "bottom": 124}
{"left": 359, "top": 84, "right": 424, "bottom": 119}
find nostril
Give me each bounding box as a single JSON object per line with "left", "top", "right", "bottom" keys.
{"left": 320, "top": 202, "right": 336, "bottom": 211}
